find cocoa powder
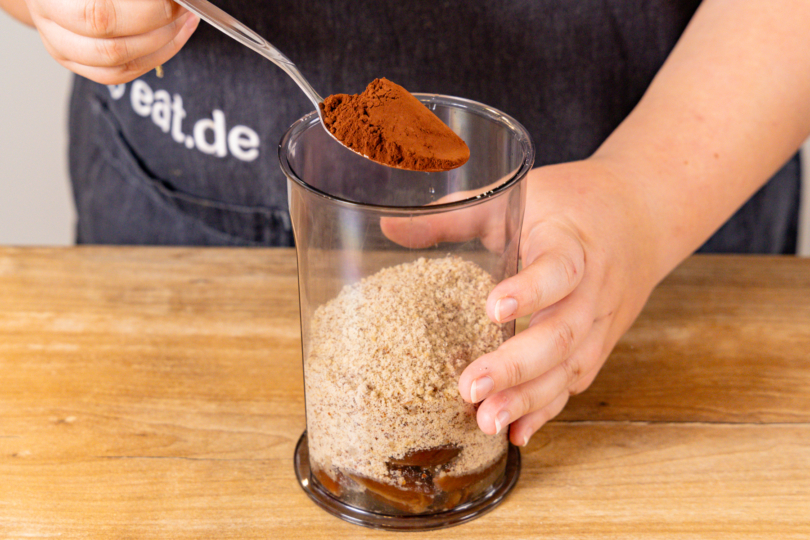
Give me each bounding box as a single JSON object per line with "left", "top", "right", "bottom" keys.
{"left": 319, "top": 78, "right": 470, "bottom": 172}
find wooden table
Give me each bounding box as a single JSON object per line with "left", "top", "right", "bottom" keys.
{"left": 1, "top": 247, "right": 808, "bottom": 539}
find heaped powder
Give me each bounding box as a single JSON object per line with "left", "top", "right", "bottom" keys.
{"left": 319, "top": 78, "right": 471, "bottom": 172}
{"left": 305, "top": 256, "right": 507, "bottom": 491}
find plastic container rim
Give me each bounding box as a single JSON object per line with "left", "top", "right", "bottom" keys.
{"left": 278, "top": 93, "right": 536, "bottom": 215}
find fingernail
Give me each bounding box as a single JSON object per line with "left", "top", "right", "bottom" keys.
{"left": 494, "top": 410, "right": 510, "bottom": 435}
{"left": 495, "top": 297, "right": 518, "bottom": 323}
{"left": 470, "top": 376, "right": 494, "bottom": 403}
{"left": 522, "top": 435, "right": 530, "bottom": 447}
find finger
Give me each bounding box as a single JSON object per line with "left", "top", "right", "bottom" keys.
{"left": 486, "top": 226, "right": 585, "bottom": 324}
{"left": 380, "top": 207, "right": 481, "bottom": 249}
{"left": 509, "top": 360, "right": 602, "bottom": 447}
{"left": 58, "top": 13, "right": 199, "bottom": 85}
{"left": 379, "top": 192, "right": 506, "bottom": 250}
{"left": 458, "top": 296, "right": 594, "bottom": 404}
{"left": 508, "top": 391, "right": 569, "bottom": 447}
{"left": 37, "top": 11, "right": 193, "bottom": 68}
{"left": 379, "top": 174, "right": 515, "bottom": 250}
{"left": 475, "top": 360, "right": 573, "bottom": 436}
{"left": 567, "top": 357, "right": 603, "bottom": 395}
{"left": 475, "top": 317, "right": 608, "bottom": 437}
{"left": 39, "top": 0, "right": 185, "bottom": 39}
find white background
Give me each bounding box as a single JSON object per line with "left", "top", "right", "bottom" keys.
{"left": 2, "top": 12, "right": 810, "bottom": 252}
{"left": 0, "top": 14, "right": 74, "bottom": 245}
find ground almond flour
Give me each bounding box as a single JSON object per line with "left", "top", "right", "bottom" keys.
{"left": 305, "top": 256, "right": 507, "bottom": 493}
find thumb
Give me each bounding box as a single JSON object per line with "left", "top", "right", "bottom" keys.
{"left": 379, "top": 183, "right": 511, "bottom": 250}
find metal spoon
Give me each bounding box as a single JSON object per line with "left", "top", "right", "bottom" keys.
{"left": 172, "top": 0, "right": 469, "bottom": 172}
{"left": 171, "top": 0, "right": 331, "bottom": 139}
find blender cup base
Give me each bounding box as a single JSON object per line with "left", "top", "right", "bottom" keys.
{"left": 294, "top": 431, "right": 521, "bottom": 531}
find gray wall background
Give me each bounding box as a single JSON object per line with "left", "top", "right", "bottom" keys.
{"left": 2, "top": 12, "right": 810, "bottom": 253}
{"left": 0, "top": 14, "right": 74, "bottom": 245}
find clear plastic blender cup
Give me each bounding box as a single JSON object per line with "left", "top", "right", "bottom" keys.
{"left": 282, "top": 94, "right": 535, "bottom": 531}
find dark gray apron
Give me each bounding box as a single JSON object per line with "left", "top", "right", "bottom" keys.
{"left": 68, "top": 0, "right": 799, "bottom": 252}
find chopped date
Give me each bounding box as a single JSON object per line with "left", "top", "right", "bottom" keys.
{"left": 387, "top": 444, "right": 461, "bottom": 468}
{"left": 347, "top": 472, "right": 434, "bottom": 514}
{"left": 434, "top": 458, "right": 501, "bottom": 493}
{"left": 387, "top": 465, "right": 434, "bottom": 491}
{"left": 311, "top": 466, "right": 343, "bottom": 497}
{"left": 312, "top": 451, "right": 506, "bottom": 515}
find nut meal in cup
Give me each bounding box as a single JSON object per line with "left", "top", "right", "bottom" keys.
{"left": 283, "top": 86, "right": 534, "bottom": 529}
{"left": 305, "top": 256, "right": 508, "bottom": 514}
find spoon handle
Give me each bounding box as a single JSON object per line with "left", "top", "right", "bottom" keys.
{"left": 172, "top": 0, "right": 324, "bottom": 108}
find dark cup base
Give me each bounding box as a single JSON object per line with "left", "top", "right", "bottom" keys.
{"left": 293, "top": 431, "right": 521, "bottom": 531}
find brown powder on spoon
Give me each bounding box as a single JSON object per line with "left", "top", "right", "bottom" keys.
{"left": 319, "top": 78, "right": 470, "bottom": 172}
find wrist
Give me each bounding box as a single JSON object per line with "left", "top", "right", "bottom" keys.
{"left": 585, "top": 149, "right": 695, "bottom": 286}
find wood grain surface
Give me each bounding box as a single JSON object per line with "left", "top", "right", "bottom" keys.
{"left": 1, "top": 247, "right": 808, "bottom": 539}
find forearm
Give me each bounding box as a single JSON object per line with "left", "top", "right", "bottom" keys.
{"left": 0, "top": 0, "right": 33, "bottom": 26}
{"left": 594, "top": 0, "right": 810, "bottom": 279}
